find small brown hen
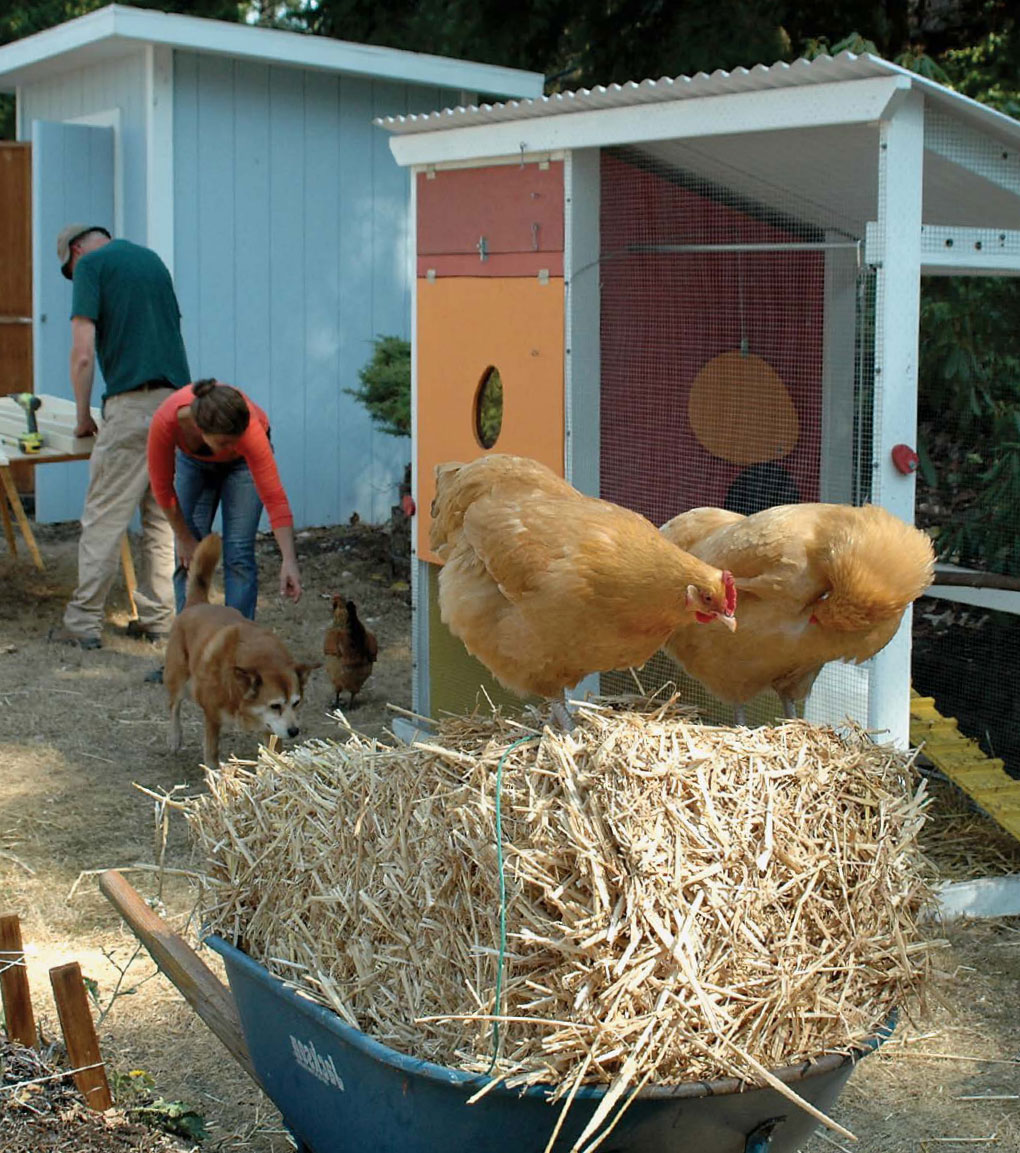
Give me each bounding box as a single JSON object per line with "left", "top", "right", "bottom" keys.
{"left": 659, "top": 502, "right": 935, "bottom": 723}
{"left": 431, "top": 454, "right": 737, "bottom": 727}
{"left": 323, "top": 595, "right": 378, "bottom": 709}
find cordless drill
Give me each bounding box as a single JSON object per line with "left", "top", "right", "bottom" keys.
{"left": 11, "top": 393, "right": 43, "bottom": 454}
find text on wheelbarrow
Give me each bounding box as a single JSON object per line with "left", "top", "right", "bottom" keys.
{"left": 290, "top": 1034, "right": 346, "bottom": 1091}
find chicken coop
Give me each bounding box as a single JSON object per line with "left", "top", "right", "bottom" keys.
{"left": 381, "top": 53, "right": 1020, "bottom": 751}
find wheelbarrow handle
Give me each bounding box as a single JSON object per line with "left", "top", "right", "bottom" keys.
{"left": 98, "top": 869, "right": 259, "bottom": 1086}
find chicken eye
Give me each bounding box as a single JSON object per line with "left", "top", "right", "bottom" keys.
{"left": 702, "top": 592, "right": 713, "bottom": 605}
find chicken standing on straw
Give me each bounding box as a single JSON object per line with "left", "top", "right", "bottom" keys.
{"left": 659, "top": 501, "right": 935, "bottom": 724}
{"left": 430, "top": 454, "right": 737, "bottom": 728}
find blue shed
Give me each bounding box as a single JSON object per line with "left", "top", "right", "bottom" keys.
{"left": 0, "top": 5, "right": 543, "bottom": 524}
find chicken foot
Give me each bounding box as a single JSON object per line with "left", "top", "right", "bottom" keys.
{"left": 549, "top": 692, "right": 576, "bottom": 732}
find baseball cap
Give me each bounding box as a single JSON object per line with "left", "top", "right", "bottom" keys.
{"left": 57, "top": 223, "right": 111, "bottom": 280}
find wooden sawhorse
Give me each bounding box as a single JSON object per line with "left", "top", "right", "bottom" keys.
{"left": 0, "top": 448, "right": 138, "bottom": 618}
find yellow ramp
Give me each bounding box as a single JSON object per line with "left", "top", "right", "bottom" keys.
{"left": 910, "top": 689, "right": 1020, "bottom": 843}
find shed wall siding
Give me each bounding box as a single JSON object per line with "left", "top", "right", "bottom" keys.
{"left": 173, "top": 51, "right": 454, "bottom": 527}
{"left": 18, "top": 51, "right": 149, "bottom": 242}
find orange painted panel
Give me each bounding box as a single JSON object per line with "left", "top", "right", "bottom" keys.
{"left": 417, "top": 276, "right": 565, "bottom": 563}
{"left": 417, "top": 163, "right": 564, "bottom": 257}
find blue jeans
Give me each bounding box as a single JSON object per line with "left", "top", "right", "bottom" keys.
{"left": 173, "top": 450, "right": 263, "bottom": 619}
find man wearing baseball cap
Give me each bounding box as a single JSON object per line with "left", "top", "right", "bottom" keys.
{"left": 48, "top": 225, "right": 191, "bottom": 649}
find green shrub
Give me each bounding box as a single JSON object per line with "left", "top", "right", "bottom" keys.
{"left": 346, "top": 335, "right": 411, "bottom": 438}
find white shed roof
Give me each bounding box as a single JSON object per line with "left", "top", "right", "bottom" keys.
{"left": 379, "top": 51, "right": 1020, "bottom": 148}
{"left": 0, "top": 3, "right": 545, "bottom": 97}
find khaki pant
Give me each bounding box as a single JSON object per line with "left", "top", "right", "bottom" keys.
{"left": 63, "top": 387, "right": 175, "bottom": 639}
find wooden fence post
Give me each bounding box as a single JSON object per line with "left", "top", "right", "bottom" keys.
{"left": 0, "top": 913, "right": 36, "bottom": 1047}
{"left": 49, "top": 961, "right": 113, "bottom": 1110}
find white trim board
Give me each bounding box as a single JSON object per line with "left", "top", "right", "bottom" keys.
{"left": 145, "top": 43, "right": 173, "bottom": 272}
{"left": 388, "top": 76, "right": 910, "bottom": 168}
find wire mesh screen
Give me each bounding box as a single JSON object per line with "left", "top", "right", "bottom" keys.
{"left": 912, "top": 274, "right": 1020, "bottom": 779}
{"left": 596, "top": 145, "right": 878, "bottom": 725}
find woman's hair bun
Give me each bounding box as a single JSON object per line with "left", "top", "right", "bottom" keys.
{"left": 192, "top": 378, "right": 217, "bottom": 399}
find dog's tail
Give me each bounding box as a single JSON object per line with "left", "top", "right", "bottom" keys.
{"left": 185, "top": 534, "right": 222, "bottom": 608}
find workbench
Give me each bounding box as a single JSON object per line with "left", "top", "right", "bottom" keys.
{"left": 0, "top": 394, "right": 137, "bottom": 615}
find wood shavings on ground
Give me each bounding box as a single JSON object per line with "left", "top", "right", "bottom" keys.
{"left": 186, "top": 697, "right": 941, "bottom": 1102}
{"left": 917, "top": 774, "right": 1020, "bottom": 881}
{"left": 0, "top": 1039, "right": 196, "bottom": 1153}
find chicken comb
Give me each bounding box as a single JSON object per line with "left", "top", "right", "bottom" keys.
{"left": 722, "top": 571, "right": 737, "bottom": 614}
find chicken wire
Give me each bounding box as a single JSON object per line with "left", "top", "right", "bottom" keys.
{"left": 912, "top": 270, "right": 1020, "bottom": 781}
{"left": 910, "top": 110, "right": 1020, "bottom": 780}
{"left": 596, "top": 144, "right": 881, "bottom": 726}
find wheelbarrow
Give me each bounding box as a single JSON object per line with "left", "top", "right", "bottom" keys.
{"left": 101, "top": 870, "right": 888, "bottom": 1153}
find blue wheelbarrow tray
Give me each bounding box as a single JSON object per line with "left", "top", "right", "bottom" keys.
{"left": 207, "top": 936, "right": 891, "bottom": 1153}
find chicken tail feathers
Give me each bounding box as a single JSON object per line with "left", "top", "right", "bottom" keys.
{"left": 813, "top": 506, "right": 935, "bottom": 630}
{"left": 345, "top": 600, "right": 377, "bottom": 662}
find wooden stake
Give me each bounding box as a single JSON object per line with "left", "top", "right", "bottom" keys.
{"left": 119, "top": 535, "right": 138, "bottom": 619}
{"left": 49, "top": 962, "right": 113, "bottom": 1111}
{"left": 98, "top": 869, "right": 259, "bottom": 1084}
{"left": 0, "top": 914, "right": 36, "bottom": 1047}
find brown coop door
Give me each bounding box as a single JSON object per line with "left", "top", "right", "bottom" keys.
{"left": 0, "top": 142, "right": 34, "bottom": 492}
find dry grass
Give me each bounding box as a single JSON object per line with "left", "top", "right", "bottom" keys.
{"left": 186, "top": 696, "right": 940, "bottom": 1147}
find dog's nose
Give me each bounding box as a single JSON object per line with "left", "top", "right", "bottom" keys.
{"left": 288, "top": 726, "right": 299, "bottom": 738}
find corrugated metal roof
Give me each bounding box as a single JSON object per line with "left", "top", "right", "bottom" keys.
{"left": 377, "top": 51, "right": 1020, "bottom": 146}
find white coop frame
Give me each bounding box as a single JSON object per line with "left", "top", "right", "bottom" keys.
{"left": 382, "top": 54, "right": 1020, "bottom": 746}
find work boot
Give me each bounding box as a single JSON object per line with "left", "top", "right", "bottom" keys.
{"left": 47, "top": 626, "right": 102, "bottom": 650}
{"left": 125, "top": 620, "right": 170, "bottom": 643}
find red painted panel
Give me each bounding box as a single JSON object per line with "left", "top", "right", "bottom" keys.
{"left": 416, "top": 252, "right": 564, "bottom": 279}
{"left": 417, "top": 162, "right": 564, "bottom": 257}
{"left": 598, "top": 152, "right": 824, "bottom": 527}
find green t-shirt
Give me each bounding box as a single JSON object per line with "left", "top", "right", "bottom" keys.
{"left": 70, "top": 239, "right": 191, "bottom": 401}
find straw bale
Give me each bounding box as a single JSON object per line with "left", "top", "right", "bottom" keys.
{"left": 185, "top": 699, "right": 938, "bottom": 1096}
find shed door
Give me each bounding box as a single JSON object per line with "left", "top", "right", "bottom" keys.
{"left": 0, "top": 142, "right": 33, "bottom": 494}
{"left": 31, "top": 121, "right": 114, "bottom": 524}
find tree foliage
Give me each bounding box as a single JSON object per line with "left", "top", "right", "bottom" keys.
{"left": 346, "top": 336, "right": 412, "bottom": 438}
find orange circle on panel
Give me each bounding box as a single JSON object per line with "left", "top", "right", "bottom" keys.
{"left": 688, "top": 350, "right": 799, "bottom": 465}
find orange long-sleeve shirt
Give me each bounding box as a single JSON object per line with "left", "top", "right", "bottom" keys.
{"left": 147, "top": 384, "right": 294, "bottom": 529}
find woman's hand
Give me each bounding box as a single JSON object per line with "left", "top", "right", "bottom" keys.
{"left": 280, "top": 559, "right": 302, "bottom": 603}
{"left": 176, "top": 532, "right": 200, "bottom": 570}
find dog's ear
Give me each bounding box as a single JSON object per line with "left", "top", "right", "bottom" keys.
{"left": 234, "top": 666, "right": 262, "bottom": 699}
{"left": 296, "top": 662, "right": 321, "bottom": 690}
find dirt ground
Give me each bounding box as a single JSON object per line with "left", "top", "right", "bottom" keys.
{"left": 2, "top": 519, "right": 1020, "bottom": 1152}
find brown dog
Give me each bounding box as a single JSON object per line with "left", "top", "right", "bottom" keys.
{"left": 165, "top": 534, "right": 318, "bottom": 765}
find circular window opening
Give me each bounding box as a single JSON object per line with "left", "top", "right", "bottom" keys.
{"left": 474, "top": 365, "right": 503, "bottom": 449}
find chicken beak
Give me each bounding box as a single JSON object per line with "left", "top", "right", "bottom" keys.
{"left": 718, "top": 613, "right": 738, "bottom": 633}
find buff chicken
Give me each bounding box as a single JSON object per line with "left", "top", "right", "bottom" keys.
{"left": 659, "top": 502, "right": 935, "bottom": 724}
{"left": 431, "top": 454, "right": 737, "bottom": 728}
